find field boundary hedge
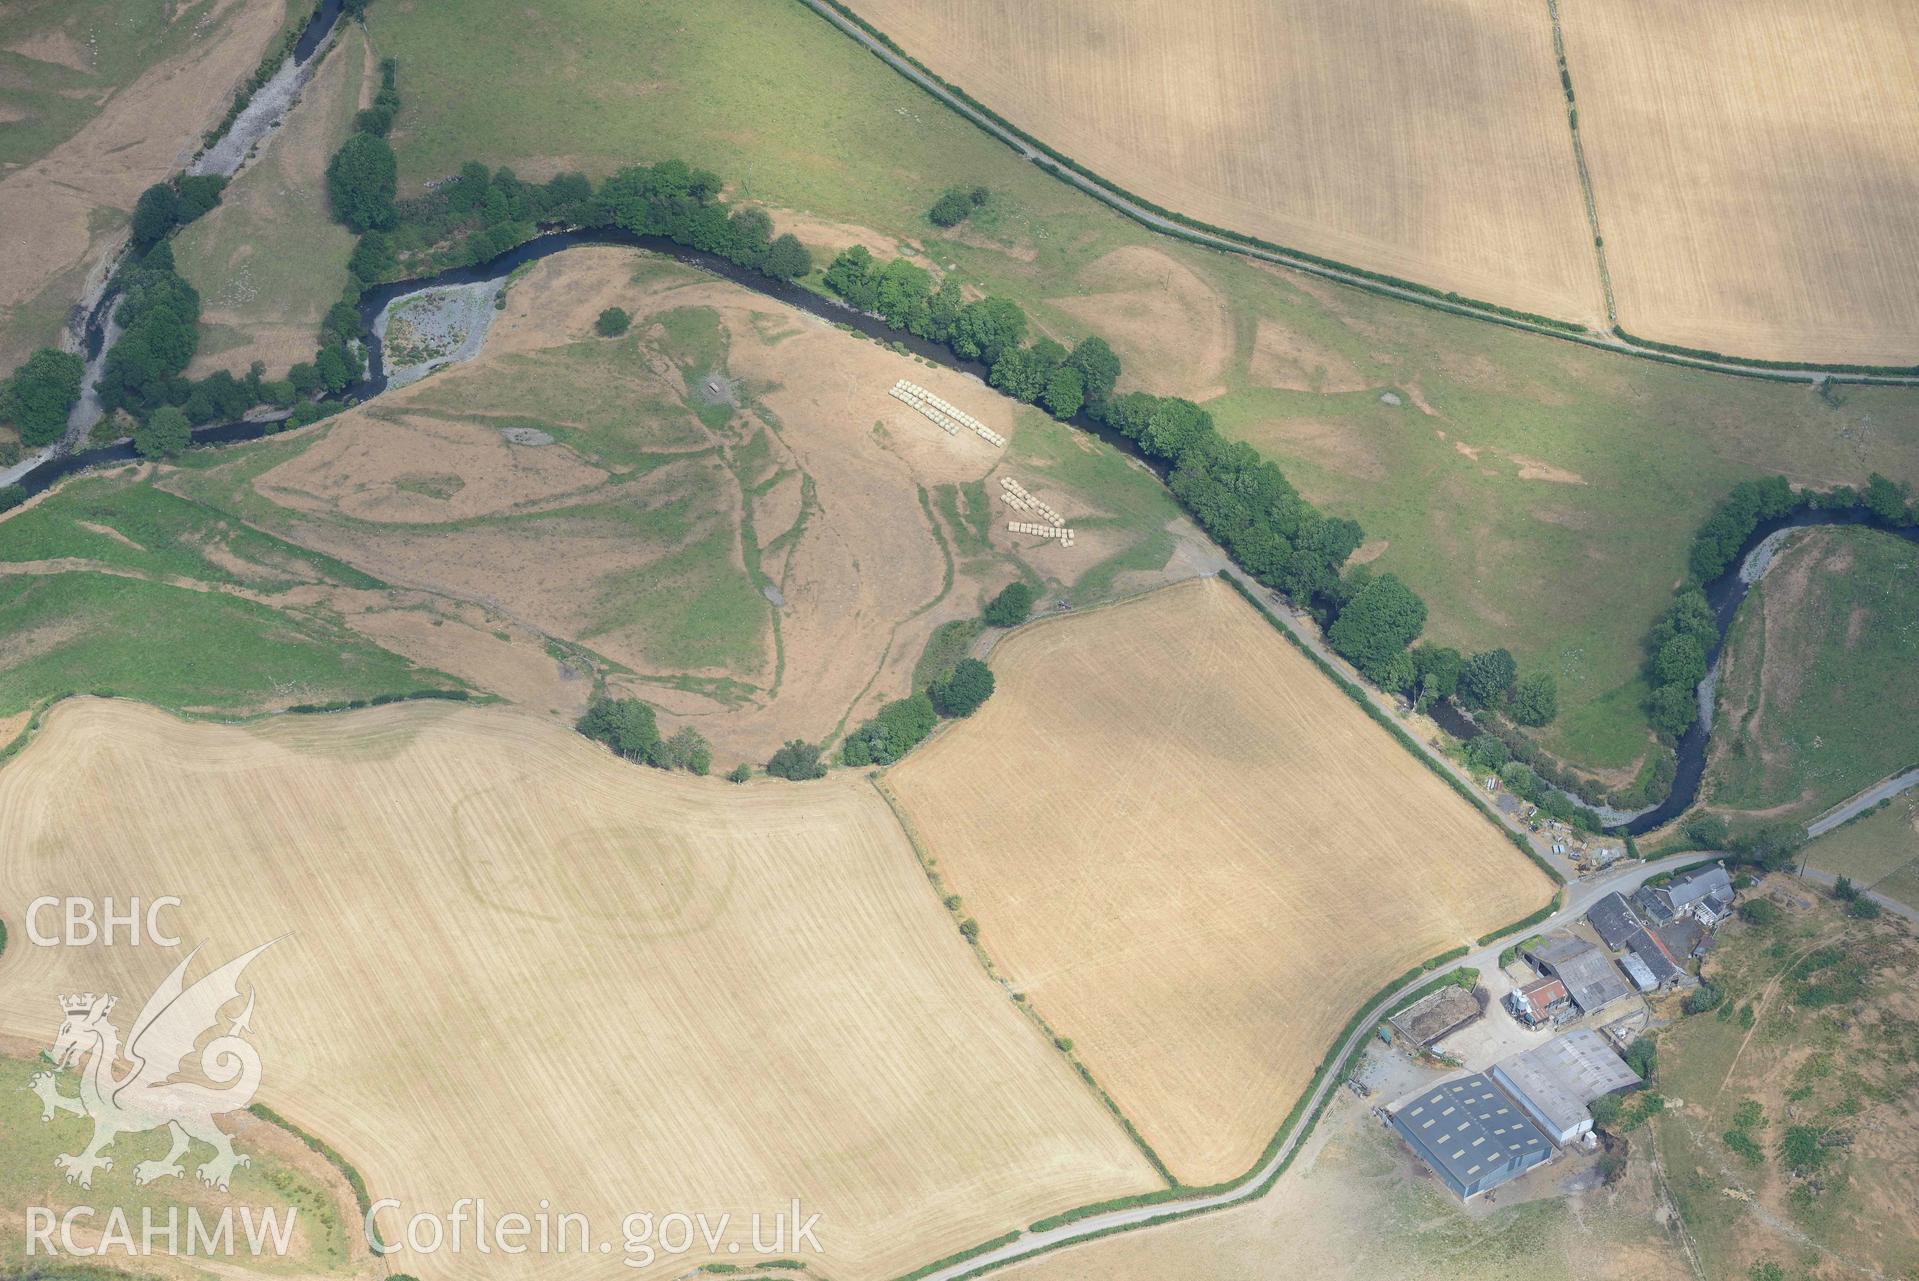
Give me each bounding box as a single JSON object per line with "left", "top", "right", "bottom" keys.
{"left": 247, "top": 1103, "right": 372, "bottom": 1220}
{"left": 796, "top": 0, "right": 1919, "bottom": 386}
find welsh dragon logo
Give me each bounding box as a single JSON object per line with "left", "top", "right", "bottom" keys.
{"left": 31, "top": 942, "right": 275, "bottom": 1191}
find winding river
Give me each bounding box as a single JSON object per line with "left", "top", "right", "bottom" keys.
{"left": 15, "top": 95, "right": 1914, "bottom": 840}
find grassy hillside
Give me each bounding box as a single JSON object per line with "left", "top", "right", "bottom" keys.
{"left": 1651, "top": 878, "right": 1919, "bottom": 1281}
{"left": 0, "top": 466, "right": 455, "bottom": 716}
{"left": 365, "top": 0, "right": 1919, "bottom": 779}
{"left": 1706, "top": 527, "right": 1919, "bottom": 823}
{"left": 1801, "top": 797, "right": 1919, "bottom": 910}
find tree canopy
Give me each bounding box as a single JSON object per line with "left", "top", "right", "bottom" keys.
{"left": 983, "top": 581, "right": 1036, "bottom": 628}
{"left": 326, "top": 133, "right": 398, "bottom": 232}
{"left": 930, "top": 658, "right": 995, "bottom": 717}
{"left": 133, "top": 405, "right": 191, "bottom": 459}
{"left": 1, "top": 348, "right": 85, "bottom": 447}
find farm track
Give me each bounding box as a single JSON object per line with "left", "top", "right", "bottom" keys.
{"left": 799, "top": 0, "right": 1919, "bottom": 387}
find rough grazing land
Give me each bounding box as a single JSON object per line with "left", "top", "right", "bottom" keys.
{"left": 844, "top": 0, "right": 1602, "bottom": 327}
{"left": 0, "top": 700, "right": 1160, "bottom": 1281}
{"left": 0, "top": 0, "right": 291, "bottom": 366}
{"left": 1562, "top": 0, "right": 1919, "bottom": 364}
{"left": 1706, "top": 527, "right": 1919, "bottom": 824}
{"left": 886, "top": 577, "right": 1552, "bottom": 1185}
{"left": 175, "top": 22, "right": 369, "bottom": 377}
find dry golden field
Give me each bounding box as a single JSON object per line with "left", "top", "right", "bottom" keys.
{"left": 0, "top": 699, "right": 1161, "bottom": 1281}
{"left": 885, "top": 577, "right": 1552, "bottom": 1185}
{"left": 842, "top": 0, "right": 1603, "bottom": 326}
{"left": 1559, "top": 0, "right": 1919, "bottom": 364}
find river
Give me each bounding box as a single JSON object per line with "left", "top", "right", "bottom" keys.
{"left": 12, "top": 196, "right": 1911, "bottom": 842}
{"left": 1434, "top": 507, "right": 1919, "bottom": 836}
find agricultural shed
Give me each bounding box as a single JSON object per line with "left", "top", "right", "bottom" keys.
{"left": 1389, "top": 984, "right": 1482, "bottom": 1048}
{"left": 1619, "top": 952, "right": 1658, "bottom": 993}
{"left": 1490, "top": 1028, "right": 1640, "bottom": 1144}
{"left": 1389, "top": 1074, "right": 1553, "bottom": 1200}
{"left": 1585, "top": 891, "right": 1643, "bottom": 950}
{"left": 1524, "top": 936, "right": 1631, "bottom": 1014}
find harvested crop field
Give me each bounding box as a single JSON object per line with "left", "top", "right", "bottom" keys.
{"left": 885, "top": 576, "right": 1552, "bottom": 1185}
{"left": 0, "top": 699, "right": 1161, "bottom": 1281}
{"left": 1561, "top": 0, "right": 1919, "bottom": 364}
{"left": 841, "top": 0, "right": 1603, "bottom": 326}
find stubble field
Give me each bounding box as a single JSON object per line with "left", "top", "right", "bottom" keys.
{"left": 1561, "top": 0, "right": 1919, "bottom": 364}
{"left": 885, "top": 576, "right": 1553, "bottom": 1185}
{"left": 840, "top": 0, "right": 1603, "bottom": 327}
{"left": 0, "top": 698, "right": 1161, "bottom": 1281}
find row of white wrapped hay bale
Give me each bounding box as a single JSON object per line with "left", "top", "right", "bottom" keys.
{"left": 997, "top": 476, "right": 1062, "bottom": 527}
{"left": 888, "top": 383, "right": 958, "bottom": 435}
{"left": 892, "top": 379, "right": 1005, "bottom": 447}
{"left": 1007, "top": 521, "right": 1075, "bottom": 548}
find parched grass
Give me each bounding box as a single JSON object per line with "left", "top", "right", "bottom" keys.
{"left": 0, "top": 0, "right": 302, "bottom": 170}
{"left": 585, "top": 527, "right": 769, "bottom": 674}
{"left": 172, "top": 22, "right": 367, "bottom": 376}
{"left": 0, "top": 1056, "right": 353, "bottom": 1275}
{"left": 365, "top": 0, "right": 1919, "bottom": 786}
{"left": 0, "top": 571, "right": 445, "bottom": 716}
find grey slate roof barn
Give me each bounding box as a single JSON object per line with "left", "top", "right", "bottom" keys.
{"left": 1625, "top": 925, "right": 1686, "bottom": 988}
{"left": 1586, "top": 891, "right": 1643, "bottom": 950}
{"left": 1389, "top": 1073, "right": 1553, "bottom": 1199}
{"left": 1524, "top": 935, "right": 1632, "bottom": 1014}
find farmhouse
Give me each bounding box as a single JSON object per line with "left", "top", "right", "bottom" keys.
{"left": 1524, "top": 936, "right": 1631, "bottom": 1015}
{"left": 1634, "top": 864, "right": 1735, "bottom": 928}
{"left": 1388, "top": 1074, "right": 1554, "bottom": 1200}
{"left": 1505, "top": 976, "right": 1571, "bottom": 1028}
{"left": 1490, "top": 1029, "right": 1641, "bottom": 1144}
{"left": 1389, "top": 984, "right": 1483, "bottom": 1048}
{"left": 1586, "top": 891, "right": 1644, "bottom": 950}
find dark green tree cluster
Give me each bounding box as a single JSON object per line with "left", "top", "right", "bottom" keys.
{"left": 575, "top": 696, "right": 709, "bottom": 774}
{"left": 1643, "top": 587, "right": 1717, "bottom": 738}
{"left": 1689, "top": 475, "right": 1798, "bottom": 582}
{"left": 96, "top": 244, "right": 202, "bottom": 416}
{"left": 926, "top": 185, "right": 988, "bottom": 228}
{"left": 982, "top": 580, "right": 1036, "bottom": 627}
{"left": 841, "top": 692, "right": 937, "bottom": 767}
{"left": 354, "top": 53, "right": 403, "bottom": 137}
{"left": 0, "top": 347, "right": 85, "bottom": 447}
{"left": 841, "top": 655, "right": 999, "bottom": 767}
{"left": 930, "top": 657, "right": 994, "bottom": 717}
{"left": 130, "top": 175, "right": 228, "bottom": 251}
{"left": 765, "top": 738, "right": 827, "bottom": 781}
{"left": 0, "top": 484, "right": 27, "bottom": 514}
{"left": 601, "top": 159, "right": 807, "bottom": 278}
{"left": 133, "top": 405, "right": 191, "bottom": 459}
{"left": 595, "top": 307, "right": 631, "bottom": 337}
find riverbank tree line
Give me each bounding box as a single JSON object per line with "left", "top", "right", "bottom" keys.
{"left": 814, "top": 242, "right": 1562, "bottom": 729}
